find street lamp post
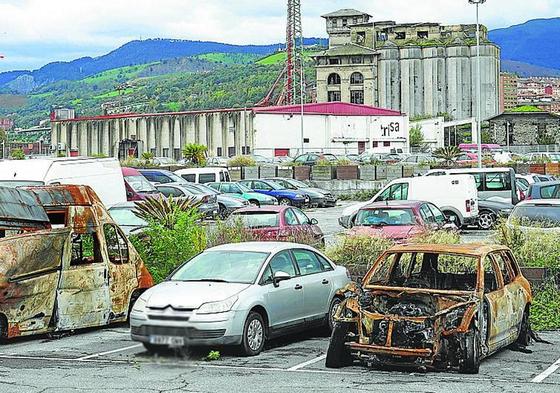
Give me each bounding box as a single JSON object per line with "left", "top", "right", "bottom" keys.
{"left": 469, "top": 0, "right": 486, "bottom": 169}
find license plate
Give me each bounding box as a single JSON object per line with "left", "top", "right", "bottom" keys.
{"left": 149, "top": 335, "right": 185, "bottom": 347}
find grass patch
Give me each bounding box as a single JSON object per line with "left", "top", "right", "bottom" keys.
{"left": 94, "top": 87, "right": 135, "bottom": 100}
{"left": 196, "top": 53, "right": 260, "bottom": 64}
{"left": 82, "top": 63, "right": 157, "bottom": 84}
{"left": 256, "top": 50, "right": 321, "bottom": 65}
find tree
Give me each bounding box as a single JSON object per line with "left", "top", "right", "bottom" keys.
{"left": 433, "top": 146, "right": 462, "bottom": 166}
{"left": 182, "top": 143, "right": 208, "bottom": 166}
{"left": 409, "top": 125, "right": 424, "bottom": 147}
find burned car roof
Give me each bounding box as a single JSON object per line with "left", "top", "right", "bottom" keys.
{"left": 385, "top": 243, "right": 510, "bottom": 257}
{"left": 25, "top": 185, "right": 101, "bottom": 208}
{"left": 0, "top": 187, "right": 50, "bottom": 228}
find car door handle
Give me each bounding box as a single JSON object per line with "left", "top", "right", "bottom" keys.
{"left": 322, "top": 279, "right": 329, "bottom": 285}
{"left": 294, "top": 284, "right": 303, "bottom": 290}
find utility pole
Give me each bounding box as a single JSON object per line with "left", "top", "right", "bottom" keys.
{"left": 469, "top": 0, "right": 486, "bottom": 168}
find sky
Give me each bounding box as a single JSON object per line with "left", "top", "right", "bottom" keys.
{"left": 0, "top": 0, "right": 559, "bottom": 72}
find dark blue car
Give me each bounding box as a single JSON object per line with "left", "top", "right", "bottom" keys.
{"left": 527, "top": 180, "right": 560, "bottom": 200}
{"left": 238, "top": 180, "right": 309, "bottom": 207}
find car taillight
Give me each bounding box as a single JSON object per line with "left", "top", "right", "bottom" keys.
{"left": 466, "top": 200, "right": 471, "bottom": 213}
{"left": 519, "top": 190, "right": 526, "bottom": 200}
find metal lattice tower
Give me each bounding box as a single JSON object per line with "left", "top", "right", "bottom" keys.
{"left": 256, "top": 0, "right": 304, "bottom": 107}
{"left": 284, "top": 0, "right": 304, "bottom": 105}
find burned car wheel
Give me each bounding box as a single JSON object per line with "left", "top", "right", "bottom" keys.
{"left": 325, "top": 322, "right": 353, "bottom": 369}
{"left": 459, "top": 330, "right": 481, "bottom": 374}
{"left": 516, "top": 308, "right": 530, "bottom": 347}
{"left": 327, "top": 297, "right": 342, "bottom": 332}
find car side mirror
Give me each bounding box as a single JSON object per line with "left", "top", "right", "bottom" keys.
{"left": 310, "top": 218, "right": 319, "bottom": 225}
{"left": 273, "top": 271, "right": 291, "bottom": 287}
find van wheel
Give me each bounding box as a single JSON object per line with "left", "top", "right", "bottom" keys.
{"left": 325, "top": 322, "right": 353, "bottom": 368}
{"left": 248, "top": 200, "right": 260, "bottom": 207}
{"left": 0, "top": 315, "right": 8, "bottom": 343}
{"left": 477, "top": 211, "right": 495, "bottom": 230}
{"left": 444, "top": 211, "right": 461, "bottom": 228}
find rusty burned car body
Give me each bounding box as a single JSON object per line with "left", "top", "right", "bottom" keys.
{"left": 0, "top": 185, "right": 153, "bottom": 340}
{"left": 326, "top": 243, "right": 532, "bottom": 373}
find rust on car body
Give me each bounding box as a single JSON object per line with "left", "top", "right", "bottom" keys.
{"left": 327, "top": 243, "right": 532, "bottom": 373}
{"left": 0, "top": 185, "right": 153, "bottom": 340}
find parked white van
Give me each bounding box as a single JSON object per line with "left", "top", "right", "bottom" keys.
{"left": 339, "top": 175, "right": 478, "bottom": 228}
{"left": 425, "top": 167, "right": 519, "bottom": 204}
{"left": 175, "top": 167, "right": 231, "bottom": 184}
{"left": 0, "top": 157, "right": 126, "bottom": 207}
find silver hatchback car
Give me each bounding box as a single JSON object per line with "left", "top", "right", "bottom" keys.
{"left": 130, "top": 242, "right": 351, "bottom": 355}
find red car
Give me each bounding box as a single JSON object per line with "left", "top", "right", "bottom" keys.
{"left": 348, "top": 200, "right": 455, "bottom": 242}
{"left": 122, "top": 167, "right": 161, "bottom": 201}
{"left": 230, "top": 206, "right": 324, "bottom": 244}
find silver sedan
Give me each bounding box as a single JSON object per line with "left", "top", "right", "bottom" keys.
{"left": 130, "top": 242, "right": 351, "bottom": 356}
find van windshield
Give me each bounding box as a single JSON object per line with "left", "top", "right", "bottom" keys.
{"left": 0, "top": 180, "right": 44, "bottom": 188}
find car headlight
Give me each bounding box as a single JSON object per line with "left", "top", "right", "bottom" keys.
{"left": 197, "top": 295, "right": 238, "bottom": 314}
{"left": 443, "top": 306, "right": 467, "bottom": 330}
{"left": 132, "top": 296, "right": 147, "bottom": 313}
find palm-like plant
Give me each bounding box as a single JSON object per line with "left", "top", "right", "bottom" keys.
{"left": 182, "top": 143, "right": 208, "bottom": 166}
{"left": 433, "top": 146, "right": 462, "bottom": 166}
{"left": 133, "top": 195, "right": 201, "bottom": 229}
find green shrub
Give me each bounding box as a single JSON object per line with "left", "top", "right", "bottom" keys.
{"left": 10, "top": 148, "right": 25, "bottom": 160}
{"left": 228, "top": 155, "right": 256, "bottom": 167}
{"left": 206, "top": 218, "right": 257, "bottom": 248}
{"left": 530, "top": 281, "right": 560, "bottom": 331}
{"left": 316, "top": 158, "right": 332, "bottom": 167}
{"left": 335, "top": 158, "right": 352, "bottom": 166}
{"left": 182, "top": 143, "right": 208, "bottom": 167}
{"left": 325, "top": 235, "right": 393, "bottom": 278}
{"left": 130, "top": 209, "right": 206, "bottom": 284}
{"left": 409, "top": 229, "right": 461, "bottom": 245}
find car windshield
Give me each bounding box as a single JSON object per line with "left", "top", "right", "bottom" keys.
{"left": 231, "top": 212, "right": 280, "bottom": 228}
{"left": 170, "top": 251, "right": 269, "bottom": 284}
{"left": 125, "top": 175, "right": 157, "bottom": 193}
{"left": 287, "top": 179, "right": 308, "bottom": 188}
{"left": 511, "top": 205, "right": 560, "bottom": 228}
{"left": 366, "top": 252, "right": 480, "bottom": 291}
{"left": 193, "top": 184, "right": 220, "bottom": 195}
{"left": 356, "top": 208, "right": 417, "bottom": 226}
{"left": 266, "top": 181, "right": 286, "bottom": 190}
{"left": 236, "top": 183, "right": 253, "bottom": 193}
{"left": 109, "top": 208, "right": 148, "bottom": 227}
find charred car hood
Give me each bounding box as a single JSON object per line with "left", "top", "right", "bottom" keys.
{"left": 144, "top": 281, "right": 250, "bottom": 309}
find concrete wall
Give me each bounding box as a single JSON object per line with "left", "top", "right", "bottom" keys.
{"left": 51, "top": 110, "right": 253, "bottom": 159}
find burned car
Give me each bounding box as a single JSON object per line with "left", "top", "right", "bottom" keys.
{"left": 326, "top": 244, "right": 532, "bottom": 373}
{"left": 0, "top": 185, "right": 153, "bottom": 340}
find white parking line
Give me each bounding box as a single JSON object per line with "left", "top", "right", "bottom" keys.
{"left": 287, "top": 354, "right": 327, "bottom": 371}
{"left": 532, "top": 357, "right": 560, "bottom": 383}
{"left": 76, "top": 343, "right": 142, "bottom": 361}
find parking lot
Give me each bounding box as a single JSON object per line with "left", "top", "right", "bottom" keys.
{"left": 1, "top": 200, "right": 557, "bottom": 393}
{"left": 0, "top": 325, "right": 558, "bottom": 393}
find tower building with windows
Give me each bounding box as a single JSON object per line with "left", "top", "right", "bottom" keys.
{"left": 314, "top": 9, "right": 500, "bottom": 121}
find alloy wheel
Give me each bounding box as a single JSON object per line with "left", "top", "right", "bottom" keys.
{"left": 247, "top": 319, "right": 264, "bottom": 351}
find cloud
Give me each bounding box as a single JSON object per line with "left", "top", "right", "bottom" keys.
{"left": 0, "top": 0, "right": 559, "bottom": 71}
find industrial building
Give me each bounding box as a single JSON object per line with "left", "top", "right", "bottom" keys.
{"left": 50, "top": 102, "right": 410, "bottom": 159}
{"left": 314, "top": 9, "right": 500, "bottom": 121}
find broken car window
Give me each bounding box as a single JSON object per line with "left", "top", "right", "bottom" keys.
{"left": 104, "top": 224, "right": 128, "bottom": 264}
{"left": 71, "top": 232, "right": 102, "bottom": 266}
{"left": 366, "top": 252, "right": 479, "bottom": 291}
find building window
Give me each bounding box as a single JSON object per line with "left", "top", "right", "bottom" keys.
{"left": 327, "top": 73, "right": 341, "bottom": 85}
{"left": 383, "top": 141, "right": 391, "bottom": 147}
{"left": 173, "top": 148, "right": 181, "bottom": 161}
{"left": 228, "top": 147, "right": 236, "bottom": 157}
{"left": 417, "top": 31, "right": 429, "bottom": 39}
{"left": 328, "top": 58, "right": 340, "bottom": 65}
{"left": 356, "top": 31, "right": 366, "bottom": 45}
{"left": 350, "top": 72, "right": 364, "bottom": 85}
{"left": 377, "top": 32, "right": 388, "bottom": 41}
{"left": 396, "top": 32, "right": 406, "bottom": 40}
{"left": 242, "top": 146, "right": 251, "bottom": 154}
{"left": 217, "top": 147, "right": 223, "bottom": 157}
{"left": 162, "top": 148, "right": 169, "bottom": 157}
{"left": 342, "top": 18, "right": 347, "bottom": 27}
{"left": 372, "top": 141, "right": 379, "bottom": 148}
{"left": 328, "top": 91, "right": 341, "bottom": 102}
{"left": 350, "top": 90, "right": 364, "bottom": 104}
{"left": 351, "top": 56, "right": 362, "bottom": 64}
{"left": 303, "top": 138, "right": 310, "bottom": 143}
{"left": 150, "top": 148, "right": 156, "bottom": 156}
{"left": 352, "top": 17, "right": 358, "bottom": 24}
